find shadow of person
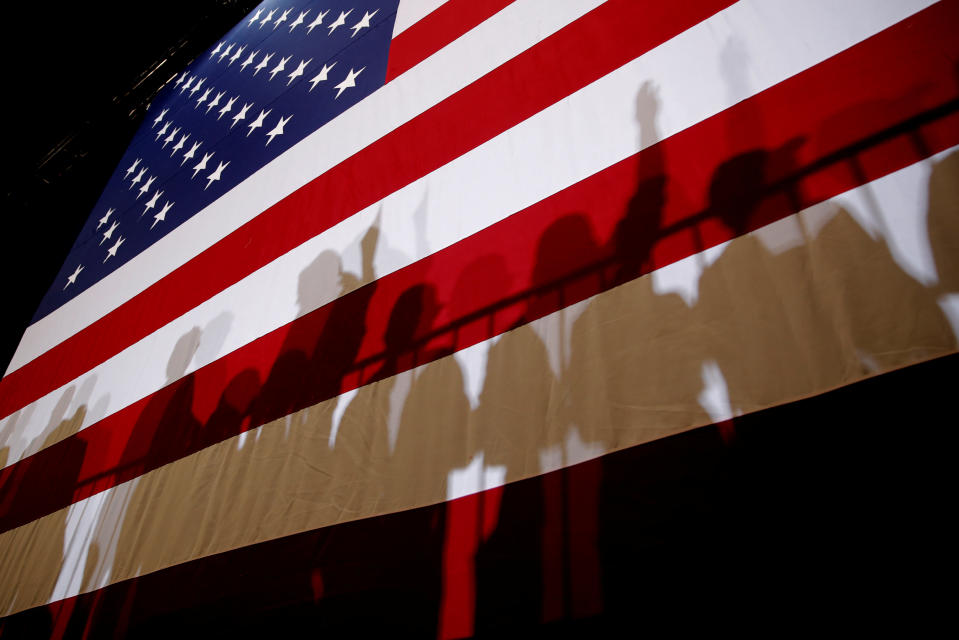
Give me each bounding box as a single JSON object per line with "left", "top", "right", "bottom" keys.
{"left": 926, "top": 149, "right": 959, "bottom": 298}
{"left": 380, "top": 283, "right": 444, "bottom": 378}
{"left": 537, "top": 81, "right": 714, "bottom": 627}
{"left": 0, "top": 395, "right": 89, "bottom": 619}
{"left": 142, "top": 222, "right": 385, "bottom": 635}
{"left": 116, "top": 327, "right": 203, "bottom": 477}
{"left": 706, "top": 136, "right": 806, "bottom": 237}
{"left": 95, "top": 327, "right": 204, "bottom": 636}
{"left": 203, "top": 368, "right": 261, "bottom": 445}
{"left": 675, "top": 191, "right": 957, "bottom": 617}
{"left": 314, "top": 282, "right": 444, "bottom": 523}
{"left": 286, "top": 282, "right": 454, "bottom": 636}
{"left": 431, "top": 254, "right": 524, "bottom": 637}
{"left": 389, "top": 284, "right": 473, "bottom": 636}
{"left": 0, "top": 407, "right": 25, "bottom": 463}
{"left": 565, "top": 246, "right": 712, "bottom": 625}
{"left": 556, "top": 75, "right": 816, "bottom": 624}
{"left": 390, "top": 286, "right": 472, "bottom": 497}
{"left": 42, "top": 375, "right": 96, "bottom": 452}
{"left": 470, "top": 212, "right": 609, "bottom": 632}
{"left": 247, "top": 250, "right": 342, "bottom": 427}
{"left": 701, "top": 201, "right": 956, "bottom": 419}
{"left": 330, "top": 281, "right": 447, "bottom": 510}
{"left": 574, "top": 48, "right": 959, "bottom": 627}
{"left": 91, "top": 224, "right": 385, "bottom": 634}
{"left": 610, "top": 81, "right": 667, "bottom": 283}
{"left": 0, "top": 380, "right": 104, "bottom": 630}
{"left": 250, "top": 221, "right": 380, "bottom": 430}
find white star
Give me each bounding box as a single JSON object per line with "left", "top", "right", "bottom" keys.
{"left": 306, "top": 9, "right": 329, "bottom": 34}
{"left": 350, "top": 10, "right": 378, "bottom": 37}
{"left": 333, "top": 67, "right": 365, "bottom": 99}
{"left": 162, "top": 127, "right": 181, "bottom": 149}
{"left": 247, "top": 109, "right": 271, "bottom": 136}
{"left": 174, "top": 71, "right": 188, "bottom": 87}
{"left": 155, "top": 120, "right": 170, "bottom": 141}
{"left": 124, "top": 158, "right": 141, "bottom": 178}
{"left": 268, "top": 55, "right": 291, "bottom": 81}
{"left": 192, "top": 152, "right": 214, "bottom": 179}
{"left": 260, "top": 8, "right": 276, "bottom": 28}
{"left": 151, "top": 109, "right": 167, "bottom": 129}
{"left": 239, "top": 50, "right": 259, "bottom": 73}
{"left": 248, "top": 8, "right": 263, "bottom": 27}
{"left": 289, "top": 10, "right": 309, "bottom": 32}
{"left": 101, "top": 220, "right": 119, "bottom": 245}
{"left": 228, "top": 45, "right": 246, "bottom": 67}
{"left": 287, "top": 58, "right": 311, "bottom": 85}
{"left": 265, "top": 114, "right": 292, "bottom": 146}
{"left": 273, "top": 8, "right": 292, "bottom": 30}
{"left": 171, "top": 132, "right": 190, "bottom": 156}
{"left": 181, "top": 140, "right": 202, "bottom": 166}
{"left": 63, "top": 265, "right": 83, "bottom": 290}
{"left": 152, "top": 201, "right": 174, "bottom": 229}
{"left": 328, "top": 9, "right": 353, "bottom": 35}
{"left": 104, "top": 236, "right": 125, "bottom": 263}
{"left": 180, "top": 75, "right": 194, "bottom": 94}
{"left": 231, "top": 102, "right": 253, "bottom": 129}
{"left": 307, "top": 62, "right": 336, "bottom": 91}
{"left": 253, "top": 52, "right": 274, "bottom": 76}
{"left": 129, "top": 167, "right": 147, "bottom": 189}
{"left": 97, "top": 207, "right": 115, "bottom": 230}
{"left": 195, "top": 87, "right": 212, "bottom": 108}
{"left": 207, "top": 91, "right": 225, "bottom": 114}
{"left": 218, "top": 95, "right": 238, "bottom": 120}
{"left": 210, "top": 42, "right": 224, "bottom": 58}
{"left": 218, "top": 43, "right": 234, "bottom": 63}
{"left": 137, "top": 175, "right": 156, "bottom": 199}
{"left": 206, "top": 161, "right": 229, "bottom": 190}
{"left": 189, "top": 77, "right": 205, "bottom": 97}
{"left": 142, "top": 189, "right": 163, "bottom": 216}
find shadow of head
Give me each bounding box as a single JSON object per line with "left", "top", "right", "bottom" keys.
{"left": 385, "top": 284, "right": 441, "bottom": 354}
{"left": 532, "top": 214, "right": 600, "bottom": 287}
{"left": 708, "top": 137, "right": 804, "bottom": 236}
{"left": 297, "top": 250, "right": 343, "bottom": 316}
{"left": 166, "top": 327, "right": 202, "bottom": 383}
{"left": 451, "top": 254, "right": 512, "bottom": 315}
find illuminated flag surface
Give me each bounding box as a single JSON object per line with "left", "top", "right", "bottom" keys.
{"left": 1, "top": 0, "right": 958, "bottom": 636}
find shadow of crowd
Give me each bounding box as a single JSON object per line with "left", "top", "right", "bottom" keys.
{"left": 2, "top": 38, "right": 959, "bottom": 639}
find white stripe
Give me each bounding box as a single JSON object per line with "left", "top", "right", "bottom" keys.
{"left": 16, "top": 146, "right": 956, "bottom": 607}
{"left": 6, "top": 0, "right": 604, "bottom": 376}
{"left": 392, "top": 0, "right": 452, "bottom": 37}
{"left": 0, "top": 0, "right": 937, "bottom": 467}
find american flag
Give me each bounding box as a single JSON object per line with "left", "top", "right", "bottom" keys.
{"left": 34, "top": 1, "right": 396, "bottom": 318}
{"left": 1, "top": 0, "right": 958, "bottom": 635}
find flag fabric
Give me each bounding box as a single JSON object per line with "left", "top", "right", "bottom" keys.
{"left": 1, "top": 0, "right": 958, "bottom": 635}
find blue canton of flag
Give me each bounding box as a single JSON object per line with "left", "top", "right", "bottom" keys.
{"left": 37, "top": 0, "right": 398, "bottom": 321}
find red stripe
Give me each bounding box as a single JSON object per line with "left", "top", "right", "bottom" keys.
{"left": 3, "top": 349, "right": 955, "bottom": 636}
{"left": 0, "top": 0, "right": 734, "bottom": 424}
{"left": 1, "top": 0, "right": 956, "bottom": 534}
{"left": 385, "top": 0, "right": 517, "bottom": 83}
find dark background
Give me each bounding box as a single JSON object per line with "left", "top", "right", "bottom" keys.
{"left": 0, "top": 0, "right": 261, "bottom": 374}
